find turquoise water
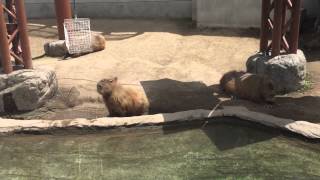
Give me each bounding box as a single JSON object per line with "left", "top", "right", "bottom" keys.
{"left": 0, "top": 119, "right": 319, "bottom": 179}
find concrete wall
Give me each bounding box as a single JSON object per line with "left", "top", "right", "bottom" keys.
{"left": 195, "top": 0, "right": 320, "bottom": 28}
{"left": 196, "top": 0, "right": 262, "bottom": 28}
{"left": 303, "top": 0, "right": 320, "bottom": 17}
{"left": 23, "top": 0, "right": 320, "bottom": 27}
{"left": 24, "top": 0, "right": 192, "bottom": 19}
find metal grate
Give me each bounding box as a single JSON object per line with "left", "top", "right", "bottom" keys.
{"left": 63, "top": 18, "right": 92, "bottom": 54}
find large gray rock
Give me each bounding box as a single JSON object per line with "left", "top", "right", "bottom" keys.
{"left": 44, "top": 40, "right": 68, "bottom": 57}
{"left": 0, "top": 68, "right": 58, "bottom": 113}
{"left": 246, "top": 50, "right": 307, "bottom": 94}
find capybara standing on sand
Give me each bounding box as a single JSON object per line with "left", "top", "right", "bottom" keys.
{"left": 97, "top": 77, "right": 149, "bottom": 117}
{"left": 220, "top": 71, "right": 276, "bottom": 103}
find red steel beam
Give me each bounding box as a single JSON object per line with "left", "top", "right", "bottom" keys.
{"left": 0, "top": 5, "right": 13, "bottom": 73}
{"left": 54, "top": 0, "right": 72, "bottom": 40}
{"left": 271, "top": 0, "right": 284, "bottom": 57}
{"left": 281, "top": 0, "right": 287, "bottom": 32}
{"left": 286, "top": 0, "right": 293, "bottom": 8}
{"left": 289, "top": 0, "right": 302, "bottom": 54}
{"left": 6, "top": 0, "right": 21, "bottom": 65}
{"left": 8, "top": 30, "right": 18, "bottom": 44}
{"left": 260, "top": 0, "right": 271, "bottom": 52}
{"left": 15, "top": 0, "right": 33, "bottom": 69}
{"left": 5, "top": 0, "right": 15, "bottom": 22}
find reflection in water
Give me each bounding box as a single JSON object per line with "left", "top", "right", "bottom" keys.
{"left": 0, "top": 119, "right": 319, "bottom": 179}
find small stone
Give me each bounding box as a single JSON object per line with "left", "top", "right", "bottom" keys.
{"left": 44, "top": 40, "right": 68, "bottom": 57}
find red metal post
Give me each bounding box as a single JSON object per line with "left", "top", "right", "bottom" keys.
{"left": 289, "top": 0, "right": 302, "bottom": 54}
{"left": 5, "top": 0, "right": 14, "bottom": 23}
{"left": 271, "top": 0, "right": 284, "bottom": 57}
{"left": 0, "top": 5, "right": 13, "bottom": 73}
{"left": 6, "top": 0, "right": 21, "bottom": 65}
{"left": 54, "top": 0, "right": 72, "bottom": 40}
{"left": 260, "top": 0, "right": 271, "bottom": 52}
{"left": 281, "top": 0, "right": 287, "bottom": 32}
{"left": 15, "top": 0, "right": 33, "bottom": 69}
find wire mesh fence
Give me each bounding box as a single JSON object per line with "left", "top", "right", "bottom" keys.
{"left": 64, "top": 18, "right": 92, "bottom": 54}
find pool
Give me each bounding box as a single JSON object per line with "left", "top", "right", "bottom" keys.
{"left": 0, "top": 118, "right": 319, "bottom": 179}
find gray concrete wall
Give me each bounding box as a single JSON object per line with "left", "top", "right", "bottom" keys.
{"left": 24, "top": 0, "right": 320, "bottom": 27}
{"left": 25, "top": 0, "right": 192, "bottom": 19}
{"left": 195, "top": 0, "right": 320, "bottom": 28}
{"left": 191, "top": 0, "right": 197, "bottom": 21}
{"left": 303, "top": 0, "right": 320, "bottom": 17}
{"left": 196, "top": 0, "right": 262, "bottom": 28}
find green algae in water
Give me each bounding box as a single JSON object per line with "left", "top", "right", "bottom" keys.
{"left": 0, "top": 119, "right": 319, "bottom": 179}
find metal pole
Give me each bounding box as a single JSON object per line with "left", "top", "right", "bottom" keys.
{"left": 0, "top": 5, "right": 13, "bottom": 74}
{"left": 54, "top": 0, "right": 72, "bottom": 40}
{"left": 271, "top": 0, "right": 284, "bottom": 57}
{"left": 289, "top": 0, "right": 302, "bottom": 54}
{"left": 260, "top": 0, "right": 271, "bottom": 52}
{"left": 15, "top": 0, "right": 33, "bottom": 69}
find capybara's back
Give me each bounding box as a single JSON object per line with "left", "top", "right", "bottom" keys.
{"left": 97, "top": 77, "right": 149, "bottom": 117}
{"left": 91, "top": 34, "right": 106, "bottom": 52}
{"left": 220, "top": 71, "right": 275, "bottom": 103}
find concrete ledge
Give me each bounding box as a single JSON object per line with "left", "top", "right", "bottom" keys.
{"left": 0, "top": 106, "right": 319, "bottom": 139}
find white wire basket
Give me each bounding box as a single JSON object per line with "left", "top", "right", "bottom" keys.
{"left": 63, "top": 18, "right": 92, "bottom": 54}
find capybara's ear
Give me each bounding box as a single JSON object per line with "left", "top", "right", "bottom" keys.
{"left": 114, "top": 77, "right": 118, "bottom": 82}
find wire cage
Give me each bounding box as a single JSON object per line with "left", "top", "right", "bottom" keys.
{"left": 63, "top": 18, "right": 92, "bottom": 54}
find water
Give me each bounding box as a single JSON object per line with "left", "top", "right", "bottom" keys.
{"left": 0, "top": 119, "right": 319, "bottom": 179}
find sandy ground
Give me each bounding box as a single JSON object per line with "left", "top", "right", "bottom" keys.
{"left": 9, "top": 19, "right": 320, "bottom": 123}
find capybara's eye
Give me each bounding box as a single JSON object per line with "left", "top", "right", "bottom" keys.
{"left": 109, "top": 79, "right": 113, "bottom": 83}
{"left": 97, "top": 84, "right": 102, "bottom": 91}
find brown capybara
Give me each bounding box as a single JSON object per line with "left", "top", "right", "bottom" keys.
{"left": 97, "top": 77, "right": 149, "bottom": 117}
{"left": 220, "top": 71, "right": 276, "bottom": 103}
{"left": 90, "top": 34, "right": 106, "bottom": 52}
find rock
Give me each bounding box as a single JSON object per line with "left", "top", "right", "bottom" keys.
{"left": 246, "top": 50, "right": 307, "bottom": 94}
{"left": 44, "top": 40, "right": 68, "bottom": 57}
{"left": 0, "top": 68, "right": 58, "bottom": 113}
{"left": 246, "top": 52, "right": 269, "bottom": 74}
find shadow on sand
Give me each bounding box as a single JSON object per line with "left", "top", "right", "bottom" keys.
{"left": 140, "top": 78, "right": 220, "bottom": 114}
{"left": 140, "top": 78, "right": 320, "bottom": 151}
